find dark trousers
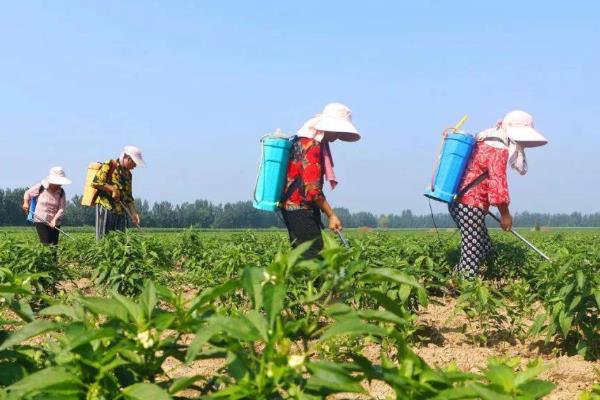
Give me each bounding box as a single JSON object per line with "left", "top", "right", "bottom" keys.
{"left": 282, "top": 208, "right": 323, "bottom": 260}
{"left": 35, "top": 223, "right": 60, "bottom": 246}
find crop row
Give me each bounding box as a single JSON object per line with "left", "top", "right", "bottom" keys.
{"left": 0, "top": 229, "right": 599, "bottom": 399}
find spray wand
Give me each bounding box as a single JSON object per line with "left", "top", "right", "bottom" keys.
{"left": 119, "top": 200, "right": 144, "bottom": 233}
{"left": 487, "top": 213, "right": 552, "bottom": 263}
{"left": 31, "top": 214, "right": 76, "bottom": 241}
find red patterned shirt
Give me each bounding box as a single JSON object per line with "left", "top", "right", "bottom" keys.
{"left": 458, "top": 142, "right": 510, "bottom": 211}
{"left": 282, "top": 137, "right": 325, "bottom": 210}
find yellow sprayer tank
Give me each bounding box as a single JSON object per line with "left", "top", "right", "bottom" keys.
{"left": 81, "top": 162, "right": 102, "bottom": 206}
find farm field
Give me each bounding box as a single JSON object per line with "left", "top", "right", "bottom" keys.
{"left": 0, "top": 229, "right": 599, "bottom": 399}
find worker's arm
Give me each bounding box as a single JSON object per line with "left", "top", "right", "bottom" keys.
{"left": 496, "top": 203, "right": 513, "bottom": 231}
{"left": 315, "top": 198, "right": 342, "bottom": 232}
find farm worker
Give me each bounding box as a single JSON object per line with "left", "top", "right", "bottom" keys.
{"left": 22, "top": 166, "right": 72, "bottom": 245}
{"left": 92, "top": 145, "right": 145, "bottom": 240}
{"left": 281, "top": 103, "right": 361, "bottom": 259}
{"left": 450, "top": 110, "right": 548, "bottom": 278}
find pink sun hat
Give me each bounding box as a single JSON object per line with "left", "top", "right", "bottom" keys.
{"left": 502, "top": 110, "right": 548, "bottom": 148}
{"left": 314, "top": 103, "right": 361, "bottom": 142}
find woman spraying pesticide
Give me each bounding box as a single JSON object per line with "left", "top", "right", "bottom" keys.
{"left": 22, "top": 167, "right": 72, "bottom": 245}
{"left": 450, "top": 110, "right": 548, "bottom": 278}
{"left": 280, "top": 103, "right": 361, "bottom": 259}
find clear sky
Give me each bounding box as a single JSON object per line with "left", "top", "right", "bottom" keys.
{"left": 1, "top": 1, "right": 598, "bottom": 215}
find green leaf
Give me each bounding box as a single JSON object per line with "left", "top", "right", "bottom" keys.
{"left": 514, "top": 360, "right": 550, "bottom": 387}
{"left": 362, "top": 289, "right": 406, "bottom": 318}
{"left": 576, "top": 270, "right": 585, "bottom": 289}
{"left": 363, "top": 268, "right": 428, "bottom": 306}
{"left": 263, "top": 283, "right": 285, "bottom": 328}
{"left": 62, "top": 328, "right": 117, "bottom": 352}
{"left": 558, "top": 311, "right": 573, "bottom": 338}
{"left": 79, "top": 297, "right": 128, "bottom": 322}
{"left": 518, "top": 379, "right": 556, "bottom": 398}
{"left": 591, "top": 289, "right": 600, "bottom": 309}
{"left": 168, "top": 375, "right": 204, "bottom": 394}
{"left": 141, "top": 280, "right": 157, "bottom": 319}
{"left": 190, "top": 279, "right": 240, "bottom": 312}
{"left": 287, "top": 240, "right": 315, "bottom": 268}
{"left": 0, "top": 320, "right": 59, "bottom": 350}
{"left": 484, "top": 365, "right": 515, "bottom": 392}
{"left": 9, "top": 299, "right": 35, "bottom": 322}
{"left": 212, "top": 315, "right": 263, "bottom": 342}
{"left": 244, "top": 310, "right": 269, "bottom": 342}
{"left": 306, "top": 361, "right": 365, "bottom": 394}
{"left": 122, "top": 383, "right": 172, "bottom": 399}
{"left": 112, "top": 293, "right": 144, "bottom": 326}
{"left": 0, "top": 285, "right": 31, "bottom": 295}
{"left": 320, "top": 319, "right": 387, "bottom": 341}
{"left": 39, "top": 305, "right": 80, "bottom": 321}
{"left": 242, "top": 267, "right": 264, "bottom": 310}
{"left": 528, "top": 314, "right": 547, "bottom": 337}
{"left": 0, "top": 362, "right": 27, "bottom": 386}
{"left": 469, "top": 383, "right": 513, "bottom": 400}
{"left": 7, "top": 366, "right": 82, "bottom": 395}
{"left": 186, "top": 324, "right": 220, "bottom": 364}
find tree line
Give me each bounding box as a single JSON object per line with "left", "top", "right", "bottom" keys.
{"left": 2, "top": 187, "right": 600, "bottom": 228}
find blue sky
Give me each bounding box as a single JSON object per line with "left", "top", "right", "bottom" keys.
{"left": 1, "top": 1, "right": 598, "bottom": 214}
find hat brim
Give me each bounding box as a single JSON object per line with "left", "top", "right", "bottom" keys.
{"left": 314, "top": 116, "right": 361, "bottom": 142}
{"left": 129, "top": 154, "right": 146, "bottom": 167}
{"left": 47, "top": 176, "right": 72, "bottom": 185}
{"left": 506, "top": 126, "right": 548, "bottom": 148}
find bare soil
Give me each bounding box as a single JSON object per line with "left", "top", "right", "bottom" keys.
{"left": 163, "top": 295, "right": 599, "bottom": 399}
{"left": 7, "top": 281, "right": 596, "bottom": 399}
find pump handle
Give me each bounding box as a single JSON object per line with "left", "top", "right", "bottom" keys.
{"left": 454, "top": 115, "right": 469, "bottom": 132}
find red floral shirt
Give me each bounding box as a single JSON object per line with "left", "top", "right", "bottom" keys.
{"left": 282, "top": 137, "right": 325, "bottom": 210}
{"left": 458, "top": 142, "right": 510, "bottom": 211}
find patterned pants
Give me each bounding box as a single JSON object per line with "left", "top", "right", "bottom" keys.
{"left": 449, "top": 202, "right": 492, "bottom": 279}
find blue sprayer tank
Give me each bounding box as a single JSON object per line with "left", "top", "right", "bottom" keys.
{"left": 27, "top": 197, "right": 37, "bottom": 223}
{"left": 425, "top": 132, "right": 476, "bottom": 203}
{"left": 253, "top": 130, "right": 293, "bottom": 212}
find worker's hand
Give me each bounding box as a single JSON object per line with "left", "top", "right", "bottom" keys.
{"left": 22, "top": 202, "right": 30, "bottom": 215}
{"left": 131, "top": 212, "right": 141, "bottom": 227}
{"left": 328, "top": 214, "right": 342, "bottom": 232}
{"left": 110, "top": 186, "right": 121, "bottom": 201}
{"left": 49, "top": 220, "right": 56, "bottom": 229}
{"left": 500, "top": 213, "right": 513, "bottom": 231}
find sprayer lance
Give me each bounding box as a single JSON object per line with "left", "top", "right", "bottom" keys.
{"left": 31, "top": 214, "right": 75, "bottom": 241}
{"left": 119, "top": 200, "right": 143, "bottom": 232}
{"left": 336, "top": 230, "right": 350, "bottom": 249}
{"left": 487, "top": 213, "right": 552, "bottom": 263}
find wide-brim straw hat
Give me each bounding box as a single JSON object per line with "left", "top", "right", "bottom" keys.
{"left": 46, "top": 166, "right": 72, "bottom": 185}
{"left": 313, "top": 102, "right": 361, "bottom": 142}
{"left": 123, "top": 145, "right": 146, "bottom": 167}
{"left": 503, "top": 110, "right": 547, "bottom": 148}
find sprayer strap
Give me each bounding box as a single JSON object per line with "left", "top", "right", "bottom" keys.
{"left": 280, "top": 136, "right": 301, "bottom": 203}
{"left": 38, "top": 185, "right": 65, "bottom": 200}
{"left": 455, "top": 171, "right": 489, "bottom": 200}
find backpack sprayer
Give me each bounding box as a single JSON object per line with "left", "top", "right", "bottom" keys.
{"left": 425, "top": 115, "right": 551, "bottom": 262}
{"left": 253, "top": 130, "right": 351, "bottom": 249}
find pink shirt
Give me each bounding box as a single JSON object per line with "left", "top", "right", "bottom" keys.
{"left": 23, "top": 181, "right": 66, "bottom": 225}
